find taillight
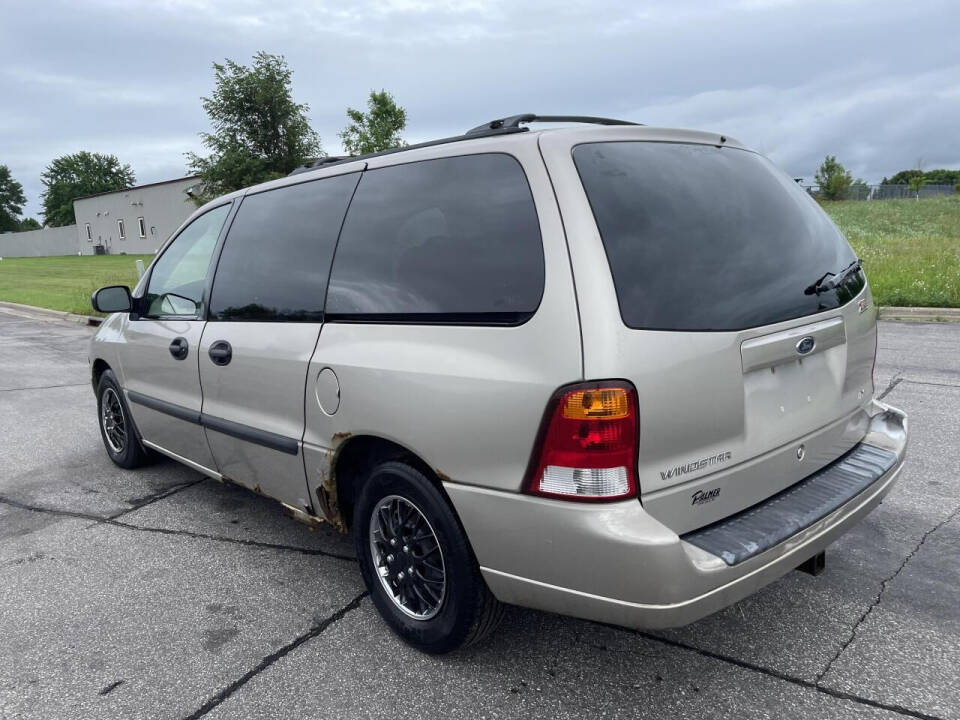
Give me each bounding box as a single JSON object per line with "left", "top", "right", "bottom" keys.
{"left": 524, "top": 381, "right": 638, "bottom": 502}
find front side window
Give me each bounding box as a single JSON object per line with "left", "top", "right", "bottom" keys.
{"left": 208, "top": 172, "right": 360, "bottom": 322}
{"left": 326, "top": 153, "right": 544, "bottom": 323}
{"left": 573, "top": 142, "right": 863, "bottom": 331}
{"left": 143, "top": 204, "right": 230, "bottom": 318}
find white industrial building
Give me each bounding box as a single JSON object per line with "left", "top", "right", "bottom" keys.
{"left": 73, "top": 175, "right": 200, "bottom": 255}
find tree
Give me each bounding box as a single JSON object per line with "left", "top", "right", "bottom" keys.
{"left": 814, "top": 155, "right": 853, "bottom": 201}
{"left": 18, "top": 217, "right": 42, "bottom": 231}
{"left": 924, "top": 168, "right": 960, "bottom": 185}
{"left": 187, "top": 52, "right": 321, "bottom": 203}
{"left": 907, "top": 173, "right": 927, "bottom": 199}
{"left": 0, "top": 164, "right": 27, "bottom": 232}
{"left": 885, "top": 168, "right": 960, "bottom": 186}
{"left": 340, "top": 90, "right": 407, "bottom": 156}
{"left": 41, "top": 152, "right": 135, "bottom": 226}
{"left": 884, "top": 169, "right": 923, "bottom": 185}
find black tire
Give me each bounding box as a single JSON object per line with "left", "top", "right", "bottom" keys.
{"left": 96, "top": 369, "right": 152, "bottom": 469}
{"left": 354, "top": 461, "right": 504, "bottom": 653}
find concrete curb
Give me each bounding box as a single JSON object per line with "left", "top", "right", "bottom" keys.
{"left": 0, "top": 300, "right": 102, "bottom": 327}
{"left": 879, "top": 306, "right": 960, "bottom": 323}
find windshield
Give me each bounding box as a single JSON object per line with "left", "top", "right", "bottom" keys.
{"left": 573, "top": 142, "right": 864, "bottom": 331}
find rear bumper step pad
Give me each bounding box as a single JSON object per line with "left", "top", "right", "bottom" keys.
{"left": 682, "top": 443, "right": 898, "bottom": 565}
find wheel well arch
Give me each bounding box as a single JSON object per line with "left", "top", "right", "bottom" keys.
{"left": 91, "top": 358, "right": 111, "bottom": 391}
{"left": 332, "top": 435, "right": 447, "bottom": 531}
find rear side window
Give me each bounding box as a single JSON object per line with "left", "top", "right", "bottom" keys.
{"left": 573, "top": 142, "right": 863, "bottom": 331}
{"left": 209, "top": 173, "right": 360, "bottom": 322}
{"left": 326, "top": 154, "right": 544, "bottom": 324}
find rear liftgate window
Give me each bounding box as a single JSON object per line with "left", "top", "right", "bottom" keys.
{"left": 209, "top": 172, "right": 360, "bottom": 321}
{"left": 573, "top": 142, "right": 865, "bottom": 331}
{"left": 326, "top": 153, "right": 545, "bottom": 324}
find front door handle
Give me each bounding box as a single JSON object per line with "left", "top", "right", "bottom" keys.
{"left": 208, "top": 340, "right": 233, "bottom": 366}
{"left": 168, "top": 336, "right": 189, "bottom": 360}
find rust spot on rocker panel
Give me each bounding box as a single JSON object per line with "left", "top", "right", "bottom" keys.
{"left": 315, "top": 447, "right": 347, "bottom": 534}
{"left": 331, "top": 431, "right": 352, "bottom": 444}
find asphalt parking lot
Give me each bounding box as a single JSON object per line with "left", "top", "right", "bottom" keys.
{"left": 0, "top": 308, "right": 957, "bottom": 720}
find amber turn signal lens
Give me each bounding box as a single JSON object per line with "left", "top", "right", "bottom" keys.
{"left": 561, "top": 388, "right": 630, "bottom": 420}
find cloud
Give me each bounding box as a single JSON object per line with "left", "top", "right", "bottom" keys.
{"left": 1, "top": 0, "right": 957, "bottom": 218}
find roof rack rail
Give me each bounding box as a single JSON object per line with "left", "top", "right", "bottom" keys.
{"left": 466, "top": 114, "right": 642, "bottom": 135}
{"left": 284, "top": 115, "right": 638, "bottom": 178}
{"left": 286, "top": 125, "right": 526, "bottom": 177}
{"left": 289, "top": 156, "right": 349, "bottom": 176}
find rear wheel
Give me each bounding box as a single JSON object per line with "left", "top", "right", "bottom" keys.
{"left": 96, "top": 370, "right": 152, "bottom": 469}
{"left": 354, "top": 461, "right": 503, "bottom": 653}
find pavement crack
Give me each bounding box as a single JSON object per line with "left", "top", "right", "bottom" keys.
{"left": 0, "top": 495, "right": 355, "bottom": 562}
{"left": 612, "top": 626, "right": 946, "bottom": 720}
{"left": 106, "top": 520, "right": 357, "bottom": 561}
{"left": 877, "top": 372, "right": 903, "bottom": 400}
{"left": 901, "top": 378, "right": 960, "bottom": 390}
{"left": 814, "top": 501, "right": 960, "bottom": 686}
{"left": 98, "top": 680, "right": 125, "bottom": 696}
{"left": 106, "top": 478, "right": 205, "bottom": 519}
{"left": 0, "top": 495, "right": 106, "bottom": 523}
{"left": 180, "top": 592, "right": 368, "bottom": 720}
{"left": 0, "top": 382, "right": 88, "bottom": 393}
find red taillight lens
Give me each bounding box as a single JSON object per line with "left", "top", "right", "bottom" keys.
{"left": 524, "top": 381, "right": 638, "bottom": 502}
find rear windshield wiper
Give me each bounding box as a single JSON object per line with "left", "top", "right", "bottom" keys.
{"left": 804, "top": 258, "right": 863, "bottom": 296}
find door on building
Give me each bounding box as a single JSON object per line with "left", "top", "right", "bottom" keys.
{"left": 198, "top": 167, "right": 362, "bottom": 509}
{"left": 121, "top": 202, "right": 232, "bottom": 471}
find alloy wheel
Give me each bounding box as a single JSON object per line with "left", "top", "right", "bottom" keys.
{"left": 369, "top": 494, "right": 447, "bottom": 620}
{"left": 101, "top": 387, "right": 127, "bottom": 454}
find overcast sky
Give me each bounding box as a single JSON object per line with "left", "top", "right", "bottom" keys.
{"left": 3, "top": 0, "right": 959, "bottom": 220}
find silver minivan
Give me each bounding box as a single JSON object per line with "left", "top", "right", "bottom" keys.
{"left": 90, "top": 115, "right": 908, "bottom": 653}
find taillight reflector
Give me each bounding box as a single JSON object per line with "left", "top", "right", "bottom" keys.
{"left": 524, "top": 381, "right": 638, "bottom": 502}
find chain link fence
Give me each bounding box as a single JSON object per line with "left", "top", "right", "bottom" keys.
{"left": 799, "top": 183, "right": 958, "bottom": 201}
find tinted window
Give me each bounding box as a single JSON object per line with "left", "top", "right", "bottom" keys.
{"left": 573, "top": 142, "right": 864, "bottom": 331}
{"left": 209, "top": 173, "right": 360, "bottom": 322}
{"left": 144, "top": 203, "right": 230, "bottom": 318}
{"left": 326, "top": 154, "right": 544, "bottom": 323}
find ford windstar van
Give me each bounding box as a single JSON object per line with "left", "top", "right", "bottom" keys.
{"left": 90, "top": 114, "right": 908, "bottom": 653}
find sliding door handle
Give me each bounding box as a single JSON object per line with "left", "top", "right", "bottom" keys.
{"left": 208, "top": 341, "right": 233, "bottom": 366}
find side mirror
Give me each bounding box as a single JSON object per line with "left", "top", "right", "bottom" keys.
{"left": 91, "top": 285, "right": 132, "bottom": 314}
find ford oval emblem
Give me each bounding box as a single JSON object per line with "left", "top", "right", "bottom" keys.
{"left": 796, "top": 336, "right": 816, "bottom": 355}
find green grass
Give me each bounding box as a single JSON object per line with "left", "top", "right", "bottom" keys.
{"left": 824, "top": 195, "right": 960, "bottom": 308}
{"left": 0, "top": 255, "right": 152, "bottom": 316}
{"left": 0, "top": 196, "right": 958, "bottom": 314}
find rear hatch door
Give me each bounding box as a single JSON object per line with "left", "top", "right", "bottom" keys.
{"left": 542, "top": 130, "right": 877, "bottom": 534}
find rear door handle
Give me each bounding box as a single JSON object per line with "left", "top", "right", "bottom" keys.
{"left": 208, "top": 340, "right": 233, "bottom": 366}
{"left": 168, "top": 336, "right": 189, "bottom": 360}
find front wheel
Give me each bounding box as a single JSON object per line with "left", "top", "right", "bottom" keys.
{"left": 96, "top": 370, "right": 152, "bottom": 469}
{"left": 354, "top": 461, "right": 503, "bottom": 653}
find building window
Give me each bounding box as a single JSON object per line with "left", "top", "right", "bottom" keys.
{"left": 137, "top": 217, "right": 146, "bottom": 238}
{"left": 117, "top": 219, "right": 126, "bottom": 240}
{"left": 85, "top": 223, "right": 92, "bottom": 242}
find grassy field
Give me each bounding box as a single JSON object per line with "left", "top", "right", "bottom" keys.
{"left": 0, "top": 255, "right": 152, "bottom": 316}
{"left": 0, "top": 196, "right": 957, "bottom": 314}
{"left": 825, "top": 195, "right": 960, "bottom": 308}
